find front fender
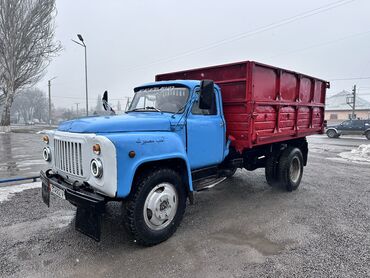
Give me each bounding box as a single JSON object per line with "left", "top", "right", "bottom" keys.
{"left": 104, "top": 132, "right": 192, "bottom": 198}
{"left": 326, "top": 127, "right": 340, "bottom": 134}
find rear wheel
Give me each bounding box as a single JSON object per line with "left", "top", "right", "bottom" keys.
{"left": 277, "top": 147, "right": 304, "bottom": 192}
{"left": 366, "top": 131, "right": 370, "bottom": 140}
{"left": 265, "top": 153, "right": 280, "bottom": 186}
{"left": 123, "top": 168, "right": 186, "bottom": 246}
{"left": 326, "top": 129, "right": 338, "bottom": 138}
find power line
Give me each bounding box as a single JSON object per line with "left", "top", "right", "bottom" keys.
{"left": 122, "top": 0, "right": 356, "bottom": 72}
{"left": 267, "top": 29, "right": 370, "bottom": 59}
{"left": 329, "top": 77, "right": 370, "bottom": 81}
{"left": 52, "top": 95, "right": 130, "bottom": 101}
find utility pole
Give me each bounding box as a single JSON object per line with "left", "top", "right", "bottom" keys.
{"left": 48, "top": 80, "right": 51, "bottom": 125}
{"left": 75, "top": 103, "right": 80, "bottom": 117}
{"left": 47, "top": 77, "right": 57, "bottom": 126}
{"left": 352, "top": 85, "right": 356, "bottom": 120}
{"left": 346, "top": 85, "right": 357, "bottom": 120}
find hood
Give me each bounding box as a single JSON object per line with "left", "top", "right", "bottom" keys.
{"left": 58, "top": 113, "right": 172, "bottom": 133}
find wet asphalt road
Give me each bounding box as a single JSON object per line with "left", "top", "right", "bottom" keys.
{"left": 0, "top": 132, "right": 46, "bottom": 180}
{"left": 0, "top": 133, "right": 369, "bottom": 277}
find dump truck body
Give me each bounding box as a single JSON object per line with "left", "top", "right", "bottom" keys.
{"left": 156, "top": 61, "right": 329, "bottom": 152}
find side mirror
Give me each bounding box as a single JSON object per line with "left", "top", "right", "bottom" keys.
{"left": 199, "top": 80, "right": 215, "bottom": 110}
{"left": 102, "top": 90, "right": 116, "bottom": 115}
{"left": 102, "top": 91, "right": 109, "bottom": 111}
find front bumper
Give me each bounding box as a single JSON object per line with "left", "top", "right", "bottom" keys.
{"left": 40, "top": 170, "right": 106, "bottom": 241}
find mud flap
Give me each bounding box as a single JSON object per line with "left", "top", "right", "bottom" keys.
{"left": 41, "top": 181, "right": 50, "bottom": 207}
{"left": 75, "top": 206, "right": 102, "bottom": 242}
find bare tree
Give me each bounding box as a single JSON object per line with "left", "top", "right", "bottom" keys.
{"left": 0, "top": 0, "right": 61, "bottom": 131}
{"left": 11, "top": 88, "right": 48, "bottom": 123}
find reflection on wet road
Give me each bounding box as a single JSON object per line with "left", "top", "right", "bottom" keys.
{"left": 0, "top": 133, "right": 46, "bottom": 179}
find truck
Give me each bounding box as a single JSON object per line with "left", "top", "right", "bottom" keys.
{"left": 326, "top": 119, "right": 370, "bottom": 139}
{"left": 40, "top": 60, "right": 329, "bottom": 246}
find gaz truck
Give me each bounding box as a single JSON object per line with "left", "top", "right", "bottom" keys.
{"left": 40, "top": 61, "right": 329, "bottom": 245}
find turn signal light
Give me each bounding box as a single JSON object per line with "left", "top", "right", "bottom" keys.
{"left": 42, "top": 135, "right": 49, "bottom": 144}
{"left": 93, "top": 144, "right": 101, "bottom": 155}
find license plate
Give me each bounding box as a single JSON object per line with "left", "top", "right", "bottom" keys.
{"left": 50, "top": 184, "right": 66, "bottom": 200}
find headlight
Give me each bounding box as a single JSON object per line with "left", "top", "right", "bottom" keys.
{"left": 90, "top": 159, "right": 103, "bottom": 178}
{"left": 43, "top": 147, "right": 52, "bottom": 162}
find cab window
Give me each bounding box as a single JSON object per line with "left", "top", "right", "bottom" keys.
{"left": 191, "top": 89, "right": 217, "bottom": 115}
{"left": 352, "top": 120, "right": 364, "bottom": 128}
{"left": 341, "top": 120, "right": 351, "bottom": 126}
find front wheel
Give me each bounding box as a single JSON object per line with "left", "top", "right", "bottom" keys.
{"left": 366, "top": 131, "right": 370, "bottom": 140}
{"left": 326, "top": 129, "right": 338, "bottom": 138}
{"left": 123, "top": 168, "right": 186, "bottom": 246}
{"left": 277, "top": 147, "right": 304, "bottom": 192}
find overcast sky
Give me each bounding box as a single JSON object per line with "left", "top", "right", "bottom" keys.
{"left": 40, "top": 0, "right": 370, "bottom": 110}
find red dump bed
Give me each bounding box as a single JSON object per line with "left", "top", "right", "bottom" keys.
{"left": 156, "top": 61, "right": 329, "bottom": 152}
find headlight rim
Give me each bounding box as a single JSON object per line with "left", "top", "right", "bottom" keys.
{"left": 90, "top": 158, "right": 103, "bottom": 178}
{"left": 42, "top": 147, "right": 52, "bottom": 162}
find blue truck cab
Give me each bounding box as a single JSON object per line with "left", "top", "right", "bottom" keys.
{"left": 41, "top": 80, "right": 234, "bottom": 245}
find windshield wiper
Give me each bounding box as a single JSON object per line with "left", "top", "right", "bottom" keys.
{"left": 126, "top": 108, "right": 145, "bottom": 112}
{"left": 126, "top": 107, "right": 162, "bottom": 113}
{"left": 145, "top": 106, "right": 162, "bottom": 112}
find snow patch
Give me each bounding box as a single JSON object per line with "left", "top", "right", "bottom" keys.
{"left": 0, "top": 182, "right": 41, "bottom": 203}
{"left": 339, "top": 144, "right": 370, "bottom": 163}
{"left": 326, "top": 157, "right": 370, "bottom": 165}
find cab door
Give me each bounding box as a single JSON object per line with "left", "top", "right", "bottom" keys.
{"left": 338, "top": 120, "right": 351, "bottom": 135}
{"left": 186, "top": 87, "right": 226, "bottom": 169}
{"left": 351, "top": 120, "right": 365, "bottom": 135}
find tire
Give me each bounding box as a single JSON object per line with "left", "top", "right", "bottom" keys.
{"left": 277, "top": 147, "right": 304, "bottom": 192}
{"left": 366, "top": 131, "right": 370, "bottom": 140}
{"left": 265, "top": 153, "right": 280, "bottom": 186}
{"left": 326, "top": 129, "right": 338, "bottom": 138}
{"left": 123, "top": 168, "right": 187, "bottom": 246}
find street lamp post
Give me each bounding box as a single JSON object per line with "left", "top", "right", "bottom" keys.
{"left": 48, "top": 76, "right": 57, "bottom": 125}
{"left": 72, "top": 34, "right": 89, "bottom": 116}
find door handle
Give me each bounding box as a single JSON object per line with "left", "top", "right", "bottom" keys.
{"left": 220, "top": 121, "right": 224, "bottom": 127}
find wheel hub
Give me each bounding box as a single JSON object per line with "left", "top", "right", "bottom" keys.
{"left": 143, "top": 183, "right": 178, "bottom": 230}
{"left": 289, "top": 157, "right": 301, "bottom": 183}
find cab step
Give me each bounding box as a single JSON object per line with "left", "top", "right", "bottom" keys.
{"left": 193, "top": 177, "right": 227, "bottom": 191}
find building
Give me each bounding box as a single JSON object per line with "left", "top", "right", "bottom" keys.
{"left": 325, "top": 90, "right": 370, "bottom": 121}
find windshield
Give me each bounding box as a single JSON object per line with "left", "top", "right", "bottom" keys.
{"left": 128, "top": 86, "right": 189, "bottom": 113}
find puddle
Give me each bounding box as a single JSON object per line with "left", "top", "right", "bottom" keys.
{"left": 211, "top": 229, "right": 288, "bottom": 256}
{"left": 0, "top": 133, "right": 46, "bottom": 179}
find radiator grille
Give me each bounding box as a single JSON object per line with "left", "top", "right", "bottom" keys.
{"left": 54, "top": 139, "right": 83, "bottom": 177}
